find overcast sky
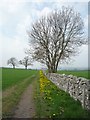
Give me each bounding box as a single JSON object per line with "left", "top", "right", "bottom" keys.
{"left": 0, "top": 0, "right": 89, "bottom": 69}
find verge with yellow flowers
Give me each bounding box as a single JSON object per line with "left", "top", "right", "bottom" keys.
{"left": 34, "top": 71, "right": 90, "bottom": 118}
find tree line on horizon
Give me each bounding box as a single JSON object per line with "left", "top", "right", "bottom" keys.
{"left": 7, "top": 56, "right": 32, "bottom": 69}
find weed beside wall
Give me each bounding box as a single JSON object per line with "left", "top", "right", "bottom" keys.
{"left": 45, "top": 73, "right": 90, "bottom": 110}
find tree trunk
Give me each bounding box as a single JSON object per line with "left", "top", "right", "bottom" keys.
{"left": 48, "top": 65, "right": 57, "bottom": 73}
{"left": 47, "top": 62, "right": 51, "bottom": 73}
{"left": 47, "top": 61, "right": 58, "bottom": 73}
{"left": 25, "top": 66, "right": 27, "bottom": 69}
{"left": 13, "top": 65, "right": 15, "bottom": 69}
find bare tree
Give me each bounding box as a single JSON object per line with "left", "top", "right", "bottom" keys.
{"left": 7, "top": 57, "right": 18, "bottom": 68}
{"left": 19, "top": 56, "right": 32, "bottom": 69}
{"left": 27, "top": 6, "right": 87, "bottom": 73}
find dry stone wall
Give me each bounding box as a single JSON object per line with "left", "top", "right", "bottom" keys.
{"left": 45, "top": 73, "right": 90, "bottom": 110}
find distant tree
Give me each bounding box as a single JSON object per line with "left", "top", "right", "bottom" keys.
{"left": 19, "top": 56, "right": 32, "bottom": 69}
{"left": 7, "top": 57, "right": 18, "bottom": 68}
{"left": 27, "top": 6, "right": 87, "bottom": 73}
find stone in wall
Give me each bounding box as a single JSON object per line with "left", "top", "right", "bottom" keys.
{"left": 45, "top": 73, "right": 90, "bottom": 110}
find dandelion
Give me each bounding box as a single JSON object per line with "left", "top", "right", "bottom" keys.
{"left": 53, "top": 113, "right": 55, "bottom": 116}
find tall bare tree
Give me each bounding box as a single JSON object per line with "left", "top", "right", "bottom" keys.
{"left": 19, "top": 56, "right": 32, "bottom": 69}
{"left": 27, "top": 6, "right": 87, "bottom": 73}
{"left": 7, "top": 57, "right": 18, "bottom": 68}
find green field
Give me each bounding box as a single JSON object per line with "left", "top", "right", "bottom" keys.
{"left": 58, "top": 70, "right": 90, "bottom": 79}
{"left": 2, "top": 68, "right": 38, "bottom": 117}
{"left": 2, "top": 68, "right": 37, "bottom": 90}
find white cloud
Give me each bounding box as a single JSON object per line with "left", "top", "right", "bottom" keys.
{"left": 1, "top": 13, "right": 33, "bottom": 67}
{"left": 34, "top": 0, "right": 44, "bottom": 2}
{"left": 0, "top": 0, "right": 26, "bottom": 27}
{"left": 84, "top": 15, "right": 88, "bottom": 32}
{"left": 60, "top": 45, "right": 88, "bottom": 69}
{"left": 0, "top": 0, "right": 24, "bottom": 13}
{"left": 16, "top": 15, "right": 32, "bottom": 35}
{"left": 1, "top": 0, "right": 88, "bottom": 69}
{"left": 2, "top": 35, "right": 27, "bottom": 67}
{"left": 51, "top": 0, "right": 88, "bottom": 2}
{"left": 37, "top": 7, "right": 51, "bottom": 18}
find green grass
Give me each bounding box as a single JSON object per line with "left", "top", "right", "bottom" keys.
{"left": 2, "top": 68, "right": 90, "bottom": 118}
{"left": 34, "top": 71, "right": 90, "bottom": 118}
{"left": 2, "top": 68, "right": 37, "bottom": 90}
{"left": 58, "top": 70, "right": 90, "bottom": 79}
{"left": 2, "top": 67, "right": 39, "bottom": 117}
{"left": 3, "top": 75, "right": 38, "bottom": 118}
{"left": 0, "top": 68, "right": 2, "bottom": 91}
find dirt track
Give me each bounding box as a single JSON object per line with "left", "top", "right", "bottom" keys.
{"left": 13, "top": 81, "right": 36, "bottom": 118}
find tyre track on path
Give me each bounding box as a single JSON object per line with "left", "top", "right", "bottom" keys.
{"left": 13, "top": 76, "right": 37, "bottom": 118}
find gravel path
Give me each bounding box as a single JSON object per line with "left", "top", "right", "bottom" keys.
{"left": 13, "top": 81, "right": 36, "bottom": 118}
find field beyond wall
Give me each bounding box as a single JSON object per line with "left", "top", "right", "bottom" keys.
{"left": 58, "top": 70, "right": 90, "bottom": 79}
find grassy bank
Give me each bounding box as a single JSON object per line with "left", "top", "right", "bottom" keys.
{"left": 58, "top": 70, "right": 90, "bottom": 79}
{"left": 34, "top": 71, "right": 90, "bottom": 118}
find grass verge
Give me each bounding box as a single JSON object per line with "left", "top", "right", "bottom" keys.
{"left": 34, "top": 71, "right": 90, "bottom": 118}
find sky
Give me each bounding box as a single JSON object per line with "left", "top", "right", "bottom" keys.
{"left": 0, "top": 0, "right": 89, "bottom": 69}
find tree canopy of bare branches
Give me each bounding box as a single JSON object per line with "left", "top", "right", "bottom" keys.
{"left": 19, "top": 56, "right": 32, "bottom": 69}
{"left": 27, "top": 6, "right": 87, "bottom": 73}
{"left": 7, "top": 57, "right": 18, "bottom": 68}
